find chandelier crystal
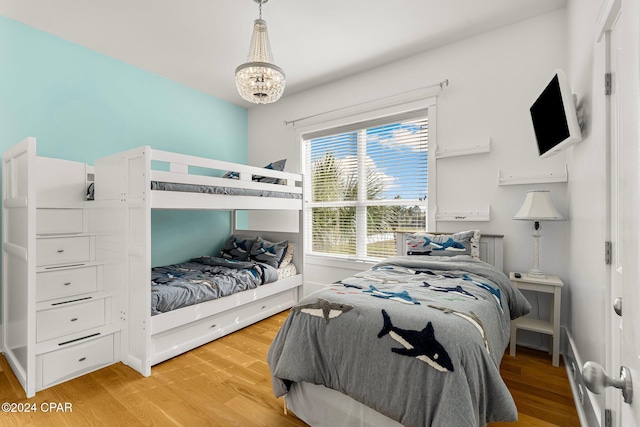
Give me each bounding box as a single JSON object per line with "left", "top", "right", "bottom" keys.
{"left": 235, "top": 0, "right": 285, "bottom": 104}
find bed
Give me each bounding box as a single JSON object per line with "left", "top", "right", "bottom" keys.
{"left": 267, "top": 231, "right": 531, "bottom": 427}
{"left": 91, "top": 146, "right": 304, "bottom": 376}
{"left": 150, "top": 237, "right": 298, "bottom": 316}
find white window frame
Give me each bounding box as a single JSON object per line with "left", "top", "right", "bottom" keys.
{"left": 297, "top": 96, "right": 438, "bottom": 265}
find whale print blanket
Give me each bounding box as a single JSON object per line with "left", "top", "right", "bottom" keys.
{"left": 151, "top": 256, "right": 278, "bottom": 315}
{"left": 267, "top": 255, "right": 531, "bottom": 427}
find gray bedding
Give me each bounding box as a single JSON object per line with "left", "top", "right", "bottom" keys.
{"left": 150, "top": 181, "right": 302, "bottom": 199}
{"left": 267, "top": 255, "right": 531, "bottom": 427}
{"left": 151, "top": 256, "right": 278, "bottom": 315}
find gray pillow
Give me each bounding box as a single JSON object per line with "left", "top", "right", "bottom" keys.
{"left": 219, "top": 235, "right": 256, "bottom": 261}
{"left": 249, "top": 236, "right": 288, "bottom": 268}
{"left": 253, "top": 159, "right": 286, "bottom": 184}
{"left": 222, "top": 159, "right": 286, "bottom": 184}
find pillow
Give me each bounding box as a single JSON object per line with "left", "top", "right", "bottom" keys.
{"left": 86, "top": 182, "right": 95, "bottom": 201}
{"left": 219, "top": 235, "right": 256, "bottom": 261}
{"left": 406, "top": 230, "right": 481, "bottom": 259}
{"left": 249, "top": 236, "right": 288, "bottom": 268}
{"left": 223, "top": 159, "right": 287, "bottom": 184}
{"left": 253, "top": 159, "right": 286, "bottom": 184}
{"left": 278, "top": 242, "right": 295, "bottom": 268}
{"left": 405, "top": 233, "right": 433, "bottom": 256}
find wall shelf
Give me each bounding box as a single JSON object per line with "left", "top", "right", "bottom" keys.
{"left": 497, "top": 165, "right": 568, "bottom": 186}
{"left": 434, "top": 205, "right": 491, "bottom": 222}
{"left": 434, "top": 138, "right": 491, "bottom": 159}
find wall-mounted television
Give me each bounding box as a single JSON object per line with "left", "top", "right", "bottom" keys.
{"left": 530, "top": 69, "right": 583, "bottom": 159}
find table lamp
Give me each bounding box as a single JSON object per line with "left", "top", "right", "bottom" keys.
{"left": 513, "top": 190, "right": 564, "bottom": 278}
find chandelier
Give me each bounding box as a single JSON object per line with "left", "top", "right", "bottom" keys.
{"left": 235, "top": 0, "right": 285, "bottom": 104}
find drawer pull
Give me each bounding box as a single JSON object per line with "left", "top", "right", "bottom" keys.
{"left": 70, "top": 318, "right": 78, "bottom": 322}
{"left": 64, "top": 282, "right": 71, "bottom": 286}
{"left": 78, "top": 357, "right": 86, "bottom": 362}
{"left": 52, "top": 296, "right": 92, "bottom": 306}
{"left": 261, "top": 305, "right": 267, "bottom": 310}
{"left": 57, "top": 249, "right": 65, "bottom": 253}
{"left": 210, "top": 324, "right": 217, "bottom": 329}
{"left": 59, "top": 332, "right": 100, "bottom": 346}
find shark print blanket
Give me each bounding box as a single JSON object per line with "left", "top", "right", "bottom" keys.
{"left": 267, "top": 255, "right": 531, "bottom": 427}
{"left": 151, "top": 256, "right": 278, "bottom": 315}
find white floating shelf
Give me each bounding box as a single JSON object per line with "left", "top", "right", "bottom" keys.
{"left": 435, "top": 138, "right": 491, "bottom": 159}
{"left": 434, "top": 205, "right": 491, "bottom": 221}
{"left": 497, "top": 165, "right": 568, "bottom": 186}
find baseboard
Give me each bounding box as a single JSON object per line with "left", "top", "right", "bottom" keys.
{"left": 561, "top": 326, "right": 601, "bottom": 427}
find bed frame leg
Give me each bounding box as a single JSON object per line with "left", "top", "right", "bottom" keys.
{"left": 283, "top": 398, "right": 288, "bottom": 415}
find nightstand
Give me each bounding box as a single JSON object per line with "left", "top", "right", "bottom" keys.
{"left": 509, "top": 272, "right": 563, "bottom": 367}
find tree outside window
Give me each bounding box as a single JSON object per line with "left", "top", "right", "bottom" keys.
{"left": 305, "top": 112, "right": 428, "bottom": 260}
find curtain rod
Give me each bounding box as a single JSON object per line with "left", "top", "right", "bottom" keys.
{"left": 283, "top": 79, "right": 449, "bottom": 126}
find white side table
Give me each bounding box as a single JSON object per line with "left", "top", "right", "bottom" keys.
{"left": 509, "top": 272, "right": 563, "bottom": 367}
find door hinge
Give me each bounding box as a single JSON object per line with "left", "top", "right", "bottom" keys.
{"left": 605, "top": 73, "right": 612, "bottom": 95}
{"left": 605, "top": 241, "right": 612, "bottom": 264}
{"left": 605, "top": 408, "right": 612, "bottom": 427}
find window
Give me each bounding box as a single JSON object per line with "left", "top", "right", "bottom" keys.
{"left": 303, "top": 109, "right": 428, "bottom": 261}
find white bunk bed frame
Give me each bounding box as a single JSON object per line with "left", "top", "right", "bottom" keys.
{"left": 93, "top": 146, "right": 304, "bottom": 377}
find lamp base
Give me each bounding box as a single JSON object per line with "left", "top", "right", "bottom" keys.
{"left": 527, "top": 268, "right": 546, "bottom": 279}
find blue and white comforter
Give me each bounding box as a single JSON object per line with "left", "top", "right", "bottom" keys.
{"left": 267, "top": 255, "right": 531, "bottom": 427}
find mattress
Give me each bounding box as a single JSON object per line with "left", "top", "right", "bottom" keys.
{"left": 286, "top": 382, "right": 403, "bottom": 427}
{"left": 150, "top": 181, "right": 302, "bottom": 199}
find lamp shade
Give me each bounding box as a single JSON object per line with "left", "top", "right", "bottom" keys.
{"left": 513, "top": 190, "right": 564, "bottom": 221}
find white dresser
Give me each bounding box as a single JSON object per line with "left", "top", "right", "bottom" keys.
{"left": 2, "top": 138, "right": 121, "bottom": 397}
{"left": 34, "top": 232, "right": 118, "bottom": 391}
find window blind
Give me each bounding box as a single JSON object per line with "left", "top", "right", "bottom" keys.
{"left": 304, "top": 110, "right": 428, "bottom": 260}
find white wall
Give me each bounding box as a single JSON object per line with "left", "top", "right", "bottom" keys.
{"left": 248, "top": 11, "right": 571, "bottom": 332}
{"left": 246, "top": 3, "right": 621, "bottom": 421}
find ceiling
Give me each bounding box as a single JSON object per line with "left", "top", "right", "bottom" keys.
{"left": 0, "top": 0, "right": 567, "bottom": 108}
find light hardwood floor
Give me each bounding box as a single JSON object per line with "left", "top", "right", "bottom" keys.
{"left": 0, "top": 311, "right": 579, "bottom": 426}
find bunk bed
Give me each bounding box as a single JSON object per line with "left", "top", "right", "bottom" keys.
{"left": 92, "top": 146, "right": 304, "bottom": 377}
{"left": 268, "top": 232, "right": 531, "bottom": 427}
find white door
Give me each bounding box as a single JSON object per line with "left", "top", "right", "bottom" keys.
{"left": 615, "top": 0, "right": 640, "bottom": 424}
{"left": 586, "top": 0, "right": 640, "bottom": 425}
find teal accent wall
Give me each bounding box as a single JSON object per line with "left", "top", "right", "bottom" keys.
{"left": 0, "top": 16, "right": 248, "bottom": 266}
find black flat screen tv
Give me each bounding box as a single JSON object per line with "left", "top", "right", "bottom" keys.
{"left": 530, "top": 69, "right": 582, "bottom": 159}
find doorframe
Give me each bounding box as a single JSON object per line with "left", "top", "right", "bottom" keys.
{"left": 598, "top": 0, "right": 624, "bottom": 426}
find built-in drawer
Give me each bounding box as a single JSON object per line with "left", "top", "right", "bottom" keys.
{"left": 39, "top": 334, "right": 114, "bottom": 389}
{"left": 36, "top": 208, "right": 83, "bottom": 235}
{"left": 151, "top": 288, "right": 296, "bottom": 363}
{"left": 37, "top": 236, "right": 90, "bottom": 267}
{"left": 37, "top": 299, "right": 105, "bottom": 342}
{"left": 36, "top": 266, "right": 98, "bottom": 302}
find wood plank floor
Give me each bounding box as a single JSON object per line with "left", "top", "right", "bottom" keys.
{"left": 0, "top": 311, "right": 579, "bottom": 426}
